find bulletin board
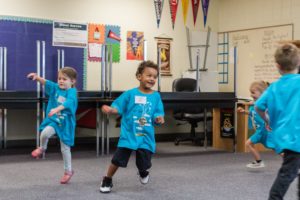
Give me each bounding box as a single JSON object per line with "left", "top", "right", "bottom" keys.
{"left": 226, "top": 24, "right": 293, "bottom": 98}
{"left": 0, "top": 16, "right": 85, "bottom": 91}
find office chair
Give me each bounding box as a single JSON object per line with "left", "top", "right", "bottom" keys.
{"left": 172, "top": 78, "right": 212, "bottom": 146}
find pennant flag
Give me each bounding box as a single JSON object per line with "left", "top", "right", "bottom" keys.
{"left": 181, "top": 0, "right": 189, "bottom": 25}
{"left": 201, "top": 0, "right": 210, "bottom": 27}
{"left": 154, "top": 0, "right": 164, "bottom": 28}
{"left": 169, "top": 0, "right": 179, "bottom": 29}
{"left": 192, "top": 0, "right": 200, "bottom": 26}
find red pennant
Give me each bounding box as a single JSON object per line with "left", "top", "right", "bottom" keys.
{"left": 169, "top": 0, "right": 178, "bottom": 29}
{"left": 192, "top": 0, "right": 200, "bottom": 26}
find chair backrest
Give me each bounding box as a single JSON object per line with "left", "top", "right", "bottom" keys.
{"left": 172, "top": 78, "right": 203, "bottom": 114}
{"left": 172, "top": 78, "right": 198, "bottom": 92}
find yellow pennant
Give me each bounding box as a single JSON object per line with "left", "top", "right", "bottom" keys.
{"left": 181, "top": 0, "right": 189, "bottom": 25}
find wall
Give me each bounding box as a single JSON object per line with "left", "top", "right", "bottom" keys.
{"left": 218, "top": 0, "right": 300, "bottom": 94}
{"left": 4, "top": 0, "right": 300, "bottom": 141}
{"left": 0, "top": 0, "right": 220, "bottom": 92}
{"left": 0, "top": 0, "right": 220, "bottom": 140}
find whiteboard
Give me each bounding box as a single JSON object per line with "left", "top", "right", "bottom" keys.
{"left": 227, "top": 24, "right": 293, "bottom": 98}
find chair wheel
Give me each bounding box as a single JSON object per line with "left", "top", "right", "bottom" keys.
{"left": 174, "top": 138, "right": 180, "bottom": 145}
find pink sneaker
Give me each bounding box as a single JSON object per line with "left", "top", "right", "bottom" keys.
{"left": 31, "top": 148, "right": 43, "bottom": 159}
{"left": 60, "top": 170, "right": 74, "bottom": 184}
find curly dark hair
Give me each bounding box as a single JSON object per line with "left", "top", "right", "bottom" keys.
{"left": 135, "top": 60, "right": 158, "bottom": 77}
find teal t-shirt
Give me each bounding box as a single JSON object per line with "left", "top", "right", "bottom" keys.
{"left": 248, "top": 105, "right": 274, "bottom": 149}
{"left": 40, "top": 80, "right": 78, "bottom": 146}
{"left": 255, "top": 74, "right": 300, "bottom": 153}
{"left": 111, "top": 87, "right": 165, "bottom": 153}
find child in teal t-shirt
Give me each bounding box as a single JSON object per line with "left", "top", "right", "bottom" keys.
{"left": 28, "top": 67, "right": 78, "bottom": 184}
{"left": 99, "top": 61, "right": 165, "bottom": 193}
{"left": 255, "top": 43, "right": 300, "bottom": 199}
{"left": 237, "top": 81, "right": 274, "bottom": 169}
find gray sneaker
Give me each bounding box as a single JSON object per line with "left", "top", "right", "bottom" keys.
{"left": 246, "top": 161, "right": 265, "bottom": 168}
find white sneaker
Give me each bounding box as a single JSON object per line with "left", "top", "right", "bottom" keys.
{"left": 139, "top": 174, "right": 149, "bottom": 185}
{"left": 99, "top": 176, "right": 113, "bottom": 193}
{"left": 246, "top": 161, "right": 265, "bottom": 168}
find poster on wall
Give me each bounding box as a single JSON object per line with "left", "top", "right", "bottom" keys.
{"left": 105, "top": 25, "right": 121, "bottom": 62}
{"left": 127, "top": 31, "right": 144, "bottom": 60}
{"left": 155, "top": 37, "right": 173, "bottom": 76}
{"left": 220, "top": 109, "right": 234, "bottom": 138}
{"left": 53, "top": 21, "right": 88, "bottom": 48}
{"left": 88, "top": 24, "right": 105, "bottom": 62}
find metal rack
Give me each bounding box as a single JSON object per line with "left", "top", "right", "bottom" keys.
{"left": 186, "top": 26, "right": 211, "bottom": 72}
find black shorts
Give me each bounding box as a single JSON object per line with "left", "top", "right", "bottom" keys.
{"left": 111, "top": 147, "right": 153, "bottom": 171}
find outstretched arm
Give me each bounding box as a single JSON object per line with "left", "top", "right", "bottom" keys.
{"left": 102, "top": 105, "right": 118, "bottom": 115}
{"left": 27, "top": 73, "right": 46, "bottom": 85}
{"left": 237, "top": 107, "right": 249, "bottom": 115}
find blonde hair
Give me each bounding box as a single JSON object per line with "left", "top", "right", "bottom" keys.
{"left": 250, "top": 81, "right": 269, "bottom": 93}
{"left": 274, "top": 43, "right": 300, "bottom": 71}
{"left": 58, "top": 66, "right": 77, "bottom": 87}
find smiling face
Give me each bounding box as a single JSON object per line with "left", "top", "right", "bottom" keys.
{"left": 250, "top": 87, "right": 262, "bottom": 101}
{"left": 137, "top": 67, "right": 158, "bottom": 93}
{"left": 57, "top": 72, "right": 75, "bottom": 90}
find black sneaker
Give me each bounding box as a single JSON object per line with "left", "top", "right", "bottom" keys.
{"left": 100, "top": 176, "right": 113, "bottom": 193}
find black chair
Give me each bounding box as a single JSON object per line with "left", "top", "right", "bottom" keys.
{"left": 172, "top": 78, "right": 212, "bottom": 146}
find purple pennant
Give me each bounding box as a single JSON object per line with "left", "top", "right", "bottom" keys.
{"left": 201, "top": 0, "right": 209, "bottom": 27}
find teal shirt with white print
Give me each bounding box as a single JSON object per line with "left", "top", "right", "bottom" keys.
{"left": 111, "top": 87, "right": 165, "bottom": 153}
{"left": 39, "top": 80, "right": 78, "bottom": 146}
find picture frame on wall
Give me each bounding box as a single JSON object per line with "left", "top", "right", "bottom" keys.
{"left": 155, "top": 36, "right": 173, "bottom": 76}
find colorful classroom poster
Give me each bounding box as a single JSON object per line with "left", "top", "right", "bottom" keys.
{"left": 154, "top": 0, "right": 164, "bottom": 28}
{"left": 169, "top": 0, "right": 179, "bottom": 29}
{"left": 88, "top": 24, "right": 105, "bottom": 62}
{"left": 126, "top": 31, "right": 144, "bottom": 60}
{"left": 105, "top": 25, "right": 121, "bottom": 62}
{"left": 192, "top": 0, "right": 200, "bottom": 26}
{"left": 220, "top": 108, "right": 234, "bottom": 138}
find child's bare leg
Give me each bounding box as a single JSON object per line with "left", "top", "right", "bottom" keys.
{"left": 246, "top": 139, "right": 261, "bottom": 161}
{"left": 106, "top": 163, "right": 118, "bottom": 178}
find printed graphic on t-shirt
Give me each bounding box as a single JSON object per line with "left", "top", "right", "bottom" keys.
{"left": 133, "top": 100, "right": 153, "bottom": 136}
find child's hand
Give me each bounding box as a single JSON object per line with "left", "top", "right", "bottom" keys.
{"left": 265, "top": 123, "right": 272, "bottom": 131}
{"left": 48, "top": 108, "right": 60, "bottom": 117}
{"left": 155, "top": 116, "right": 165, "bottom": 125}
{"left": 27, "top": 73, "right": 37, "bottom": 81}
{"left": 237, "top": 107, "right": 245, "bottom": 113}
{"left": 102, "top": 105, "right": 112, "bottom": 114}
